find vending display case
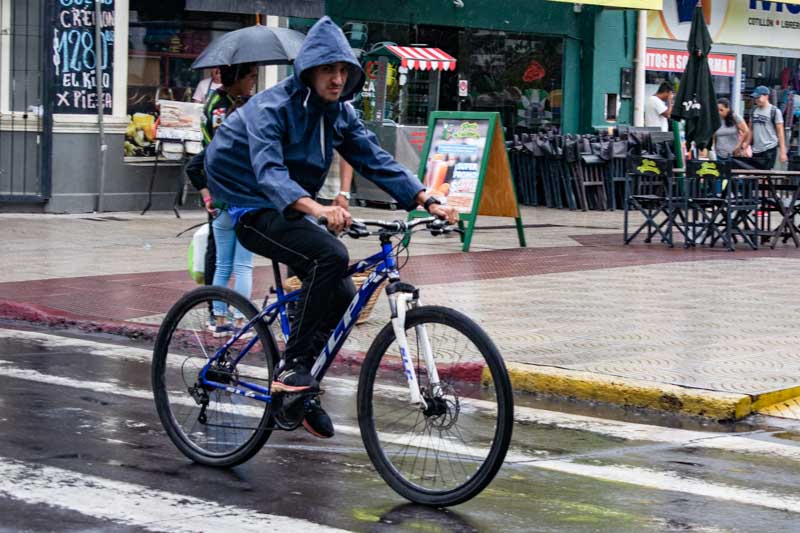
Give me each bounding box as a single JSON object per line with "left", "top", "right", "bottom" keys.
{"left": 353, "top": 45, "right": 457, "bottom": 205}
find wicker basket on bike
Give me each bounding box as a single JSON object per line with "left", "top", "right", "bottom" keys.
{"left": 283, "top": 272, "right": 386, "bottom": 324}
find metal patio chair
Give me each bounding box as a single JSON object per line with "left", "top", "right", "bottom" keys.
{"left": 624, "top": 156, "right": 673, "bottom": 245}
{"left": 685, "top": 160, "right": 734, "bottom": 251}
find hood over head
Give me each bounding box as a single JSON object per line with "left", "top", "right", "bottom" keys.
{"left": 293, "top": 16, "right": 365, "bottom": 102}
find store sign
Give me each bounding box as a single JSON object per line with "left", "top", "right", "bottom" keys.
{"left": 51, "top": 0, "right": 115, "bottom": 114}
{"left": 458, "top": 79, "right": 469, "bottom": 97}
{"left": 646, "top": 48, "right": 736, "bottom": 77}
{"left": 649, "top": 0, "right": 800, "bottom": 48}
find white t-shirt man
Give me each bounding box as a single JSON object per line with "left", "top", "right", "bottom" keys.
{"left": 192, "top": 77, "right": 222, "bottom": 104}
{"left": 645, "top": 95, "right": 669, "bottom": 132}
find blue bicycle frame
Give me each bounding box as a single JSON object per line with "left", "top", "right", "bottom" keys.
{"left": 197, "top": 239, "right": 399, "bottom": 404}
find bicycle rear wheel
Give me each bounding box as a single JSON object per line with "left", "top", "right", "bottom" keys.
{"left": 357, "top": 305, "right": 514, "bottom": 506}
{"left": 152, "top": 286, "right": 276, "bottom": 467}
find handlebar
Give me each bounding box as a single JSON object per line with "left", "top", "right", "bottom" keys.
{"left": 317, "top": 215, "right": 460, "bottom": 239}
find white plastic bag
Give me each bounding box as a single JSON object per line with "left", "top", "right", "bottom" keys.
{"left": 187, "top": 224, "right": 209, "bottom": 284}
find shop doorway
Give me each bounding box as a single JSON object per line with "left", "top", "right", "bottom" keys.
{"left": 741, "top": 54, "right": 800, "bottom": 153}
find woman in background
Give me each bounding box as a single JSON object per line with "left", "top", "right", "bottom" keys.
{"left": 714, "top": 97, "right": 750, "bottom": 160}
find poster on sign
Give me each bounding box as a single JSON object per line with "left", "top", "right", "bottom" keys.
{"left": 51, "top": 0, "right": 115, "bottom": 114}
{"left": 421, "top": 119, "right": 489, "bottom": 213}
{"left": 409, "top": 112, "right": 526, "bottom": 252}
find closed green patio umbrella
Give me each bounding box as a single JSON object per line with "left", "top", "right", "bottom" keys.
{"left": 670, "top": 4, "right": 720, "bottom": 152}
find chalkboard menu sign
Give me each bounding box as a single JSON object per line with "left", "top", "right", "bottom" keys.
{"left": 51, "top": 0, "right": 115, "bottom": 114}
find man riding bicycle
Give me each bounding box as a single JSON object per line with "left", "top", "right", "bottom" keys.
{"left": 205, "top": 17, "right": 457, "bottom": 439}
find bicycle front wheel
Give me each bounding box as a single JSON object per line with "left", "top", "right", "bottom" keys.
{"left": 357, "top": 306, "right": 514, "bottom": 506}
{"left": 152, "top": 286, "right": 276, "bottom": 467}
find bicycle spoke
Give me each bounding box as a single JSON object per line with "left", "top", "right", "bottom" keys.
{"left": 154, "top": 289, "right": 273, "bottom": 464}
{"left": 366, "top": 310, "right": 507, "bottom": 498}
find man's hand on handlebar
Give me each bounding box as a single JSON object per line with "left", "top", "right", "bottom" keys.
{"left": 314, "top": 205, "right": 352, "bottom": 233}
{"left": 428, "top": 203, "right": 458, "bottom": 224}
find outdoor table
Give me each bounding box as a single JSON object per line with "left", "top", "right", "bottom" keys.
{"left": 730, "top": 169, "right": 800, "bottom": 249}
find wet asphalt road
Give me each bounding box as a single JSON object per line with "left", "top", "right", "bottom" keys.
{"left": 2, "top": 326, "right": 800, "bottom": 532}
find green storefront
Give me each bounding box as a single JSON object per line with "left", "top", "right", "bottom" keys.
{"left": 322, "top": 0, "right": 637, "bottom": 134}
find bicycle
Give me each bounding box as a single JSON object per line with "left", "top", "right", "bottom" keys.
{"left": 152, "top": 216, "right": 514, "bottom": 506}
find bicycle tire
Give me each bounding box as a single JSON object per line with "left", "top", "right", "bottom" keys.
{"left": 357, "top": 305, "right": 514, "bottom": 506}
{"left": 152, "top": 286, "right": 276, "bottom": 467}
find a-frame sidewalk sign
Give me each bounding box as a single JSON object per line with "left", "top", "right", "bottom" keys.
{"left": 407, "top": 111, "right": 526, "bottom": 252}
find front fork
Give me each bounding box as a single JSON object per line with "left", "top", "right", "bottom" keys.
{"left": 387, "top": 290, "right": 442, "bottom": 410}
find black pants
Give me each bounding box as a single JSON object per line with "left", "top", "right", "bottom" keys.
{"left": 203, "top": 219, "right": 216, "bottom": 286}
{"left": 236, "top": 209, "right": 355, "bottom": 369}
{"left": 753, "top": 147, "right": 778, "bottom": 170}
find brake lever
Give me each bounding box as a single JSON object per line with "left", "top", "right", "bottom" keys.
{"left": 428, "top": 219, "right": 449, "bottom": 236}
{"left": 345, "top": 220, "right": 370, "bottom": 239}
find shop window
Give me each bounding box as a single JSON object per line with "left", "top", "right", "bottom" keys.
{"left": 462, "top": 30, "right": 563, "bottom": 133}
{"left": 336, "top": 20, "right": 564, "bottom": 134}
{"left": 126, "top": 0, "right": 251, "bottom": 157}
{"left": 741, "top": 54, "right": 800, "bottom": 149}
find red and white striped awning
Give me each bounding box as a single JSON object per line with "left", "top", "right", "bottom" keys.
{"left": 385, "top": 46, "right": 457, "bottom": 71}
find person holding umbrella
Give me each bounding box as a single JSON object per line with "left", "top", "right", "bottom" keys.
{"left": 184, "top": 22, "right": 305, "bottom": 333}
{"left": 205, "top": 16, "right": 457, "bottom": 439}
{"left": 185, "top": 63, "right": 257, "bottom": 336}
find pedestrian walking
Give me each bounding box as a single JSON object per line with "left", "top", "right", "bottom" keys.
{"left": 186, "top": 63, "right": 258, "bottom": 335}
{"left": 714, "top": 97, "right": 750, "bottom": 160}
{"left": 749, "top": 85, "right": 787, "bottom": 170}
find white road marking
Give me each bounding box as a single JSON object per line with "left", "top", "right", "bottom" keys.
{"left": 0, "top": 361, "right": 535, "bottom": 463}
{"left": 0, "top": 457, "right": 350, "bottom": 532}
{"left": 3, "top": 328, "right": 800, "bottom": 461}
{"left": 534, "top": 460, "right": 800, "bottom": 514}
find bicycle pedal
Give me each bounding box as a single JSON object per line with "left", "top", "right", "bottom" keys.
{"left": 280, "top": 390, "right": 319, "bottom": 409}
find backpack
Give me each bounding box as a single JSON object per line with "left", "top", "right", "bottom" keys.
{"left": 750, "top": 105, "right": 779, "bottom": 131}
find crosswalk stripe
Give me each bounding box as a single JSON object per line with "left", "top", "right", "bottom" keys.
{"left": 0, "top": 457, "right": 350, "bottom": 532}
{"left": 3, "top": 328, "right": 800, "bottom": 461}
{"left": 532, "top": 460, "right": 800, "bottom": 514}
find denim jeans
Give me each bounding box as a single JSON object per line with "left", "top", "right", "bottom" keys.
{"left": 212, "top": 209, "right": 254, "bottom": 318}
{"left": 753, "top": 147, "right": 778, "bottom": 170}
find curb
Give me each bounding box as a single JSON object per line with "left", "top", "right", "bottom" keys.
{"left": 0, "top": 300, "right": 159, "bottom": 341}
{"left": 2, "top": 301, "right": 796, "bottom": 418}
{"left": 487, "top": 362, "right": 754, "bottom": 421}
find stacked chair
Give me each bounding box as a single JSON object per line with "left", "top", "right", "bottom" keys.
{"left": 505, "top": 128, "right": 676, "bottom": 212}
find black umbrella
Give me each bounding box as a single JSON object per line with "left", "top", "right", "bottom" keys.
{"left": 670, "top": 5, "right": 720, "bottom": 151}
{"left": 192, "top": 25, "right": 305, "bottom": 69}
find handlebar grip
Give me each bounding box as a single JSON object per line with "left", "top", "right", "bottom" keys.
{"left": 317, "top": 216, "right": 328, "bottom": 226}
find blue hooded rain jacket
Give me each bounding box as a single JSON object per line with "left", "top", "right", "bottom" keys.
{"left": 205, "top": 17, "right": 424, "bottom": 218}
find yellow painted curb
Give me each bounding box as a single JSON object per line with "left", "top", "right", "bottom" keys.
{"left": 486, "top": 363, "right": 753, "bottom": 421}
{"left": 751, "top": 386, "right": 800, "bottom": 412}
{"left": 757, "top": 396, "right": 800, "bottom": 419}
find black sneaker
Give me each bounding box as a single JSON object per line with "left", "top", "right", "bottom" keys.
{"left": 302, "top": 396, "right": 334, "bottom": 439}
{"left": 273, "top": 366, "right": 319, "bottom": 394}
